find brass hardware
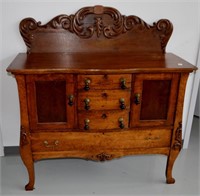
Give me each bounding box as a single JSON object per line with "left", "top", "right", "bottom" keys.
{"left": 44, "top": 140, "right": 59, "bottom": 148}
{"left": 68, "top": 94, "right": 74, "bottom": 106}
{"left": 118, "top": 117, "right": 125, "bottom": 129}
{"left": 84, "top": 98, "right": 90, "bottom": 110}
{"left": 84, "top": 118, "right": 90, "bottom": 130}
{"left": 84, "top": 78, "right": 91, "bottom": 91}
{"left": 120, "top": 78, "right": 127, "bottom": 89}
{"left": 119, "top": 98, "right": 126, "bottom": 110}
{"left": 134, "top": 93, "right": 141, "bottom": 105}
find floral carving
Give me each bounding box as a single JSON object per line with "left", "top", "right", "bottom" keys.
{"left": 96, "top": 153, "right": 113, "bottom": 161}
{"left": 173, "top": 122, "right": 182, "bottom": 150}
{"left": 20, "top": 126, "right": 29, "bottom": 146}
{"left": 19, "top": 5, "right": 173, "bottom": 53}
{"left": 95, "top": 17, "right": 103, "bottom": 37}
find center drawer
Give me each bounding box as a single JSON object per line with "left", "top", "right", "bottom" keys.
{"left": 78, "top": 74, "right": 131, "bottom": 90}
{"left": 78, "top": 110, "right": 129, "bottom": 130}
{"left": 78, "top": 90, "right": 131, "bottom": 110}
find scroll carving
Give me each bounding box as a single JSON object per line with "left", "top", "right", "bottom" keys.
{"left": 19, "top": 5, "right": 173, "bottom": 53}
{"left": 20, "top": 18, "right": 39, "bottom": 52}
{"left": 49, "top": 15, "right": 72, "bottom": 30}
{"left": 173, "top": 122, "right": 182, "bottom": 150}
{"left": 155, "top": 19, "right": 173, "bottom": 53}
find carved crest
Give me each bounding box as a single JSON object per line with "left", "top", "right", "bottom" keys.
{"left": 19, "top": 5, "right": 173, "bottom": 53}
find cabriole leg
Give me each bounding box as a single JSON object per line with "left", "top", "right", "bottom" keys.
{"left": 20, "top": 128, "right": 35, "bottom": 191}
{"left": 165, "top": 150, "right": 180, "bottom": 184}
{"left": 166, "top": 123, "right": 182, "bottom": 184}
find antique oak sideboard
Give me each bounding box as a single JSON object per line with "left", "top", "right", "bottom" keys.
{"left": 7, "top": 5, "right": 197, "bottom": 190}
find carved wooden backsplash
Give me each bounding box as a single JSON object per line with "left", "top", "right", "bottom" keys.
{"left": 20, "top": 5, "right": 173, "bottom": 54}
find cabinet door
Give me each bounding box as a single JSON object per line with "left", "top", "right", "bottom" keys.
{"left": 130, "top": 73, "right": 179, "bottom": 127}
{"left": 26, "top": 74, "right": 75, "bottom": 130}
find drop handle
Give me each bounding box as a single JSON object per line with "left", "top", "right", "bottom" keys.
{"left": 84, "top": 119, "right": 90, "bottom": 130}
{"left": 44, "top": 140, "right": 59, "bottom": 148}
{"left": 134, "top": 93, "right": 141, "bottom": 105}
{"left": 68, "top": 95, "right": 74, "bottom": 106}
{"left": 120, "top": 78, "right": 127, "bottom": 89}
{"left": 84, "top": 79, "right": 91, "bottom": 91}
{"left": 119, "top": 98, "right": 126, "bottom": 110}
{"left": 118, "top": 117, "right": 125, "bottom": 129}
{"left": 84, "top": 98, "right": 90, "bottom": 110}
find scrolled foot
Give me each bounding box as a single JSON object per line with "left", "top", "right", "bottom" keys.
{"left": 25, "top": 183, "right": 34, "bottom": 191}
{"left": 166, "top": 177, "right": 175, "bottom": 184}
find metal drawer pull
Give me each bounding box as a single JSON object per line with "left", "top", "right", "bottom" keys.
{"left": 134, "top": 93, "right": 141, "bottom": 105}
{"left": 68, "top": 94, "right": 74, "bottom": 106}
{"left": 84, "top": 98, "right": 90, "bottom": 110}
{"left": 84, "top": 78, "right": 91, "bottom": 91}
{"left": 118, "top": 117, "right": 125, "bottom": 129}
{"left": 44, "top": 140, "right": 59, "bottom": 148}
{"left": 119, "top": 98, "right": 126, "bottom": 109}
{"left": 120, "top": 78, "right": 127, "bottom": 89}
{"left": 145, "top": 136, "right": 160, "bottom": 140}
{"left": 84, "top": 119, "right": 90, "bottom": 130}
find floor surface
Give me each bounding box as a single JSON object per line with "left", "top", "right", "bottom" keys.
{"left": 0, "top": 117, "right": 199, "bottom": 196}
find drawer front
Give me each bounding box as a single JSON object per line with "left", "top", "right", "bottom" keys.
{"left": 78, "top": 90, "right": 131, "bottom": 110}
{"left": 78, "top": 110, "right": 129, "bottom": 130}
{"left": 31, "top": 129, "right": 172, "bottom": 152}
{"left": 78, "top": 74, "right": 131, "bottom": 90}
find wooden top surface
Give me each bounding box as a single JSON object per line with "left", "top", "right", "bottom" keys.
{"left": 7, "top": 52, "right": 196, "bottom": 74}
{"left": 6, "top": 6, "right": 197, "bottom": 74}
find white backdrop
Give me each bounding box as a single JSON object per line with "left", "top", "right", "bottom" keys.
{"left": 183, "top": 41, "right": 200, "bottom": 148}
{"left": 194, "top": 87, "right": 199, "bottom": 116}
{"left": 1, "top": 0, "right": 200, "bottom": 148}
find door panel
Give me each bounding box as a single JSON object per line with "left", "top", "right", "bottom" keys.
{"left": 35, "top": 81, "right": 67, "bottom": 123}
{"left": 140, "top": 80, "right": 171, "bottom": 120}
{"left": 130, "top": 73, "right": 180, "bottom": 127}
{"left": 26, "top": 74, "right": 75, "bottom": 130}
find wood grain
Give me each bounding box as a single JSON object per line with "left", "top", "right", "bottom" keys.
{"left": 6, "top": 5, "right": 197, "bottom": 190}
